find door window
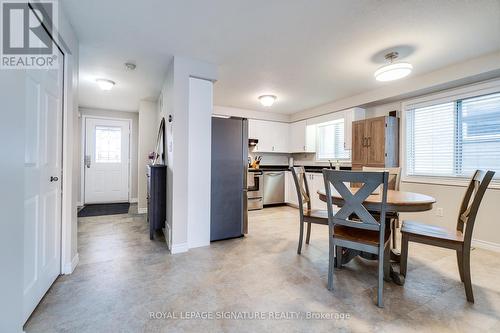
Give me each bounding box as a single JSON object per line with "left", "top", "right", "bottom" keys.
{"left": 95, "top": 126, "right": 121, "bottom": 163}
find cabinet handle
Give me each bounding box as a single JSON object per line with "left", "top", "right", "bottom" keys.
{"left": 367, "top": 137, "right": 371, "bottom": 147}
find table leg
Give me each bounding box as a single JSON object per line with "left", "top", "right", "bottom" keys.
{"left": 390, "top": 249, "right": 401, "bottom": 262}
{"left": 338, "top": 249, "right": 405, "bottom": 285}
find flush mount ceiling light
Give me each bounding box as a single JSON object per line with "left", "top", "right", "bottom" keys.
{"left": 374, "top": 52, "right": 413, "bottom": 82}
{"left": 258, "top": 95, "right": 277, "bottom": 107}
{"left": 124, "top": 62, "right": 136, "bottom": 71}
{"left": 96, "top": 78, "right": 115, "bottom": 91}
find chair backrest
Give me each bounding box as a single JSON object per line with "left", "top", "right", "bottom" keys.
{"left": 322, "top": 170, "right": 389, "bottom": 236}
{"left": 362, "top": 166, "right": 401, "bottom": 191}
{"left": 291, "top": 167, "right": 311, "bottom": 214}
{"left": 457, "top": 170, "right": 495, "bottom": 247}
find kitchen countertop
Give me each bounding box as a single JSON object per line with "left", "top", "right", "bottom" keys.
{"left": 255, "top": 165, "right": 352, "bottom": 173}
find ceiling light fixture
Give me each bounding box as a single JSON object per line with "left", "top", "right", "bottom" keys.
{"left": 96, "top": 78, "right": 115, "bottom": 91}
{"left": 374, "top": 52, "right": 413, "bottom": 82}
{"left": 124, "top": 62, "right": 136, "bottom": 71}
{"left": 258, "top": 95, "right": 277, "bottom": 107}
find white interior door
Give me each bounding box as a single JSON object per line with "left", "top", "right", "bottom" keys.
{"left": 23, "top": 51, "right": 64, "bottom": 322}
{"left": 84, "top": 118, "right": 130, "bottom": 204}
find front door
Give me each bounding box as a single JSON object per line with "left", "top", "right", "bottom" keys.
{"left": 23, "top": 48, "right": 64, "bottom": 322}
{"left": 84, "top": 118, "right": 130, "bottom": 203}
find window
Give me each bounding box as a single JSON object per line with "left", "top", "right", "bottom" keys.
{"left": 316, "top": 119, "right": 350, "bottom": 160}
{"left": 95, "top": 126, "right": 121, "bottom": 163}
{"left": 406, "top": 92, "right": 500, "bottom": 179}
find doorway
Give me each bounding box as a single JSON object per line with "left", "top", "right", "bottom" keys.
{"left": 83, "top": 117, "right": 131, "bottom": 204}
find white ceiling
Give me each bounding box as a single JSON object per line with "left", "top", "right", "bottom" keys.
{"left": 62, "top": 0, "right": 500, "bottom": 114}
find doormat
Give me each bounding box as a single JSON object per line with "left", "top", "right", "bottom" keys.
{"left": 78, "top": 203, "right": 130, "bottom": 217}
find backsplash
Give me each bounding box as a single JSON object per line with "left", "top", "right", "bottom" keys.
{"left": 248, "top": 151, "right": 289, "bottom": 165}
{"left": 249, "top": 150, "right": 352, "bottom": 167}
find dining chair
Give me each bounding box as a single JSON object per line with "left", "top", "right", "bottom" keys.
{"left": 362, "top": 166, "right": 402, "bottom": 249}
{"left": 323, "top": 169, "right": 391, "bottom": 307}
{"left": 400, "top": 170, "right": 495, "bottom": 303}
{"left": 291, "top": 167, "right": 329, "bottom": 254}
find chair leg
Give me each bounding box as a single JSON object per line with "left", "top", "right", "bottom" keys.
{"left": 456, "top": 249, "right": 465, "bottom": 282}
{"left": 328, "top": 241, "right": 335, "bottom": 291}
{"left": 336, "top": 245, "right": 343, "bottom": 269}
{"left": 400, "top": 233, "right": 409, "bottom": 277}
{"left": 305, "top": 222, "right": 311, "bottom": 244}
{"left": 297, "top": 218, "right": 304, "bottom": 255}
{"left": 462, "top": 250, "right": 474, "bottom": 303}
{"left": 377, "top": 245, "right": 384, "bottom": 308}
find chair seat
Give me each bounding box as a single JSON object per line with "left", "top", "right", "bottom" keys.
{"left": 401, "top": 220, "right": 464, "bottom": 243}
{"left": 303, "top": 209, "right": 329, "bottom": 224}
{"left": 333, "top": 225, "right": 390, "bottom": 246}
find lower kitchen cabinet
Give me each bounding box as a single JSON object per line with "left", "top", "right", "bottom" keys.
{"left": 307, "top": 173, "right": 327, "bottom": 210}
{"left": 285, "top": 170, "right": 340, "bottom": 211}
{"left": 285, "top": 171, "right": 298, "bottom": 206}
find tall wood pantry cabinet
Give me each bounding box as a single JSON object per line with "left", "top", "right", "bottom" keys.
{"left": 351, "top": 116, "right": 399, "bottom": 170}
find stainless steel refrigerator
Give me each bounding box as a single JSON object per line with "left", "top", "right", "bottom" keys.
{"left": 210, "top": 116, "right": 248, "bottom": 241}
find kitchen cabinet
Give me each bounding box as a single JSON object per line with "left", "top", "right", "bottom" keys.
{"left": 305, "top": 172, "right": 327, "bottom": 210}
{"left": 249, "top": 119, "right": 289, "bottom": 153}
{"left": 344, "top": 107, "right": 365, "bottom": 150}
{"left": 351, "top": 116, "right": 399, "bottom": 170}
{"left": 285, "top": 171, "right": 298, "bottom": 206}
{"left": 289, "top": 120, "right": 316, "bottom": 153}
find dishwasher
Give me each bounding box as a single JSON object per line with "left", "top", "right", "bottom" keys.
{"left": 263, "top": 171, "right": 285, "bottom": 205}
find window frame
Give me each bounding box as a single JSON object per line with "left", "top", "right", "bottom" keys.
{"left": 314, "top": 118, "right": 350, "bottom": 161}
{"left": 401, "top": 79, "right": 500, "bottom": 189}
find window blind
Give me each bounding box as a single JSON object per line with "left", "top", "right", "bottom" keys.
{"left": 316, "top": 119, "right": 350, "bottom": 160}
{"left": 406, "top": 92, "right": 500, "bottom": 179}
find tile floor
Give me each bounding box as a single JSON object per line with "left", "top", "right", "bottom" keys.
{"left": 25, "top": 206, "right": 500, "bottom": 332}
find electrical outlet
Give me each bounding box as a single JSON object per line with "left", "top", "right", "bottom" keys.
{"left": 436, "top": 208, "right": 444, "bottom": 217}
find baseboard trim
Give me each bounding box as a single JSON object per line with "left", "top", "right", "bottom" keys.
{"left": 171, "top": 242, "right": 189, "bottom": 254}
{"left": 62, "top": 253, "right": 79, "bottom": 274}
{"left": 138, "top": 207, "right": 147, "bottom": 214}
{"left": 189, "top": 240, "right": 210, "bottom": 249}
{"left": 472, "top": 239, "right": 500, "bottom": 253}
{"left": 129, "top": 198, "right": 138, "bottom": 203}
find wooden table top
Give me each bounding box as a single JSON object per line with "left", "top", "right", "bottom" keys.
{"left": 317, "top": 188, "right": 436, "bottom": 213}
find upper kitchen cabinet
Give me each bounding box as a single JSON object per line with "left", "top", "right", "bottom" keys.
{"left": 248, "top": 119, "right": 289, "bottom": 153}
{"left": 288, "top": 120, "right": 316, "bottom": 153}
{"left": 351, "top": 116, "right": 399, "bottom": 169}
{"left": 343, "top": 108, "right": 365, "bottom": 150}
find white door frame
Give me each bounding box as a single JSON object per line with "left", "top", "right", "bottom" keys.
{"left": 81, "top": 115, "right": 132, "bottom": 204}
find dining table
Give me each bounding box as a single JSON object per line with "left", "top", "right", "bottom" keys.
{"left": 317, "top": 187, "right": 436, "bottom": 285}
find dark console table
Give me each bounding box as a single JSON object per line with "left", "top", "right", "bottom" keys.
{"left": 146, "top": 164, "right": 167, "bottom": 240}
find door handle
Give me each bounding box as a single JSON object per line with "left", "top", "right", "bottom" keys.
{"left": 84, "top": 155, "right": 91, "bottom": 168}
{"left": 50, "top": 176, "right": 59, "bottom": 182}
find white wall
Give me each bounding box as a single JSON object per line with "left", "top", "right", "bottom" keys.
{"left": 138, "top": 101, "right": 159, "bottom": 212}
{"left": 187, "top": 78, "right": 213, "bottom": 248}
{"left": 160, "top": 56, "right": 217, "bottom": 253}
{"left": 0, "top": 68, "right": 26, "bottom": 333}
{"left": 214, "top": 105, "right": 290, "bottom": 122}
{"left": 366, "top": 97, "right": 500, "bottom": 250}
{"left": 77, "top": 107, "right": 139, "bottom": 204}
